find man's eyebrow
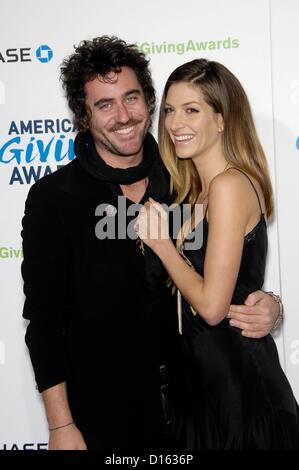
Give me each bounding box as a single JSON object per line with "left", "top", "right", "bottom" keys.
{"left": 94, "top": 89, "right": 142, "bottom": 107}
{"left": 124, "top": 89, "right": 141, "bottom": 97}
{"left": 94, "top": 97, "right": 113, "bottom": 107}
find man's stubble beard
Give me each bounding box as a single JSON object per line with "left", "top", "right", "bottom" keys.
{"left": 95, "top": 115, "right": 151, "bottom": 158}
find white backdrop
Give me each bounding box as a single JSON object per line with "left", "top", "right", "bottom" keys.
{"left": 0, "top": 0, "right": 298, "bottom": 450}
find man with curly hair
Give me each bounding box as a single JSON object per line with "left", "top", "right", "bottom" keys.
{"left": 21, "top": 36, "right": 280, "bottom": 450}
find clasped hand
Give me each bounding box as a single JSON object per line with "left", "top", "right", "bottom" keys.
{"left": 134, "top": 198, "right": 169, "bottom": 251}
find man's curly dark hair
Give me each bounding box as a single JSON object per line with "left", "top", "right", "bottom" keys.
{"left": 60, "top": 36, "right": 156, "bottom": 131}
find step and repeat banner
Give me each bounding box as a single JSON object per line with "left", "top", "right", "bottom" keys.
{"left": 0, "top": 0, "right": 298, "bottom": 450}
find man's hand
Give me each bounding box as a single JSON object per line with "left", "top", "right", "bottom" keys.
{"left": 228, "top": 290, "right": 280, "bottom": 338}
{"left": 43, "top": 382, "right": 87, "bottom": 450}
{"left": 48, "top": 423, "right": 87, "bottom": 450}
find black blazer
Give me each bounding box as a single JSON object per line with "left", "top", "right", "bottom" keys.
{"left": 21, "top": 157, "right": 173, "bottom": 449}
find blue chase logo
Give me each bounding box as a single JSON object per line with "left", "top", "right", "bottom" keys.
{"left": 35, "top": 45, "right": 53, "bottom": 63}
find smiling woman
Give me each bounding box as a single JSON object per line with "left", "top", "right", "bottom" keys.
{"left": 135, "top": 58, "right": 299, "bottom": 450}
{"left": 164, "top": 82, "right": 223, "bottom": 161}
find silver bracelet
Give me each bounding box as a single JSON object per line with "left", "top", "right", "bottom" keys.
{"left": 48, "top": 420, "right": 75, "bottom": 432}
{"left": 266, "top": 291, "right": 283, "bottom": 331}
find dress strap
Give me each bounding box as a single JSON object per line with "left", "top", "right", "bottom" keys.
{"left": 226, "top": 167, "right": 263, "bottom": 214}
{"left": 204, "top": 201, "right": 209, "bottom": 219}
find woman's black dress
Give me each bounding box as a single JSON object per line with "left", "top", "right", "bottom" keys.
{"left": 169, "top": 172, "right": 299, "bottom": 450}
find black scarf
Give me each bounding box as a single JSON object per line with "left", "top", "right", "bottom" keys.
{"left": 74, "top": 129, "right": 172, "bottom": 298}
{"left": 75, "top": 130, "right": 157, "bottom": 185}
